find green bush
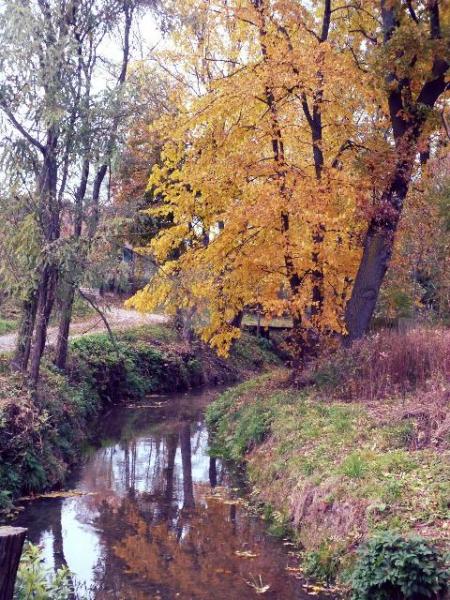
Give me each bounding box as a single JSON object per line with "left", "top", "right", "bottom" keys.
{"left": 14, "top": 543, "right": 74, "bottom": 600}
{"left": 69, "top": 333, "right": 204, "bottom": 403}
{"left": 350, "top": 532, "right": 448, "bottom": 600}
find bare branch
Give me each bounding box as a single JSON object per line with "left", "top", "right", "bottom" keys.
{"left": 0, "top": 99, "right": 45, "bottom": 154}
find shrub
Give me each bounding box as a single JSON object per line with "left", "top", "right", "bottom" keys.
{"left": 14, "top": 543, "right": 74, "bottom": 600}
{"left": 350, "top": 532, "right": 449, "bottom": 600}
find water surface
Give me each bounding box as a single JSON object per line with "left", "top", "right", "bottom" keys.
{"left": 12, "top": 388, "right": 333, "bottom": 599}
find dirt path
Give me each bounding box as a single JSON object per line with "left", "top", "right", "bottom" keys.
{"left": 0, "top": 307, "right": 168, "bottom": 353}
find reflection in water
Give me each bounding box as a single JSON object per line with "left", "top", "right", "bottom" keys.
{"left": 11, "top": 389, "right": 332, "bottom": 599}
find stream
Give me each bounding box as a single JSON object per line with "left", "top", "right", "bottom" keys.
{"left": 12, "top": 387, "right": 334, "bottom": 599}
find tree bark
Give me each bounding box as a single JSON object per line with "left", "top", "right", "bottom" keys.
{"left": 28, "top": 264, "right": 58, "bottom": 386}
{"left": 0, "top": 526, "right": 27, "bottom": 600}
{"left": 11, "top": 294, "right": 37, "bottom": 372}
{"left": 54, "top": 286, "right": 76, "bottom": 370}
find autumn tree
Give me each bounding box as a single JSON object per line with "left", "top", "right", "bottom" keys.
{"left": 127, "top": 0, "right": 367, "bottom": 356}
{"left": 343, "top": 0, "right": 449, "bottom": 342}
{"left": 128, "top": 0, "right": 449, "bottom": 356}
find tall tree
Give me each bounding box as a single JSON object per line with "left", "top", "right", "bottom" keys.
{"left": 127, "top": 0, "right": 366, "bottom": 355}
{"left": 0, "top": 0, "right": 146, "bottom": 381}
{"left": 128, "top": 0, "right": 449, "bottom": 356}
{"left": 343, "top": 0, "right": 449, "bottom": 342}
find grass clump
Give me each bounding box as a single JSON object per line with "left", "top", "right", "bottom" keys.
{"left": 206, "top": 372, "right": 285, "bottom": 461}
{"left": 303, "top": 542, "right": 345, "bottom": 584}
{"left": 311, "top": 328, "right": 449, "bottom": 402}
{"left": 0, "top": 317, "right": 16, "bottom": 335}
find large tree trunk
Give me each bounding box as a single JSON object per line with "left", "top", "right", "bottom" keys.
{"left": 344, "top": 0, "right": 448, "bottom": 344}
{"left": 0, "top": 526, "right": 27, "bottom": 600}
{"left": 344, "top": 228, "right": 393, "bottom": 344}
{"left": 344, "top": 158, "right": 410, "bottom": 343}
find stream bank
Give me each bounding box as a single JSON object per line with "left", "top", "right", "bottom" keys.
{"left": 206, "top": 329, "right": 450, "bottom": 596}
{"left": 0, "top": 323, "right": 279, "bottom": 512}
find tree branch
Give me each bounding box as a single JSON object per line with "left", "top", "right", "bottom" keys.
{"left": 320, "top": 0, "right": 332, "bottom": 41}
{"left": 0, "top": 98, "right": 45, "bottom": 154}
{"left": 78, "top": 289, "right": 119, "bottom": 351}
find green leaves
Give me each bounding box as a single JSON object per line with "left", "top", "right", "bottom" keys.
{"left": 350, "top": 532, "right": 449, "bottom": 600}
{"left": 14, "top": 543, "right": 74, "bottom": 600}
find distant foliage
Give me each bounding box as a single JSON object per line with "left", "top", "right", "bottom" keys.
{"left": 350, "top": 532, "right": 449, "bottom": 600}
{"left": 14, "top": 544, "right": 73, "bottom": 600}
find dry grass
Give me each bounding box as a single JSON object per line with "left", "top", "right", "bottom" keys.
{"left": 314, "top": 328, "right": 450, "bottom": 402}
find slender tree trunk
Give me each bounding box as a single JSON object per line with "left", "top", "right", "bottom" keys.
{"left": 29, "top": 264, "right": 58, "bottom": 386}
{"left": 11, "top": 294, "right": 37, "bottom": 372}
{"left": 54, "top": 156, "right": 89, "bottom": 370}
{"left": 54, "top": 285, "right": 76, "bottom": 370}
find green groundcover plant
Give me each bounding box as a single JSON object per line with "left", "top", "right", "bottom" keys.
{"left": 350, "top": 532, "right": 449, "bottom": 600}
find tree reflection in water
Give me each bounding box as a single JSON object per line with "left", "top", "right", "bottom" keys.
{"left": 12, "top": 389, "right": 332, "bottom": 600}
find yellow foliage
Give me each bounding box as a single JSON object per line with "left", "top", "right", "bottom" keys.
{"left": 126, "top": 0, "right": 448, "bottom": 353}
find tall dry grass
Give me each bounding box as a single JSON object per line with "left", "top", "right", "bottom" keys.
{"left": 314, "top": 328, "right": 450, "bottom": 402}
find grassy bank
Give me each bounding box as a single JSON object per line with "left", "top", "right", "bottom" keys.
{"left": 0, "top": 324, "right": 279, "bottom": 513}
{"left": 206, "top": 329, "right": 449, "bottom": 595}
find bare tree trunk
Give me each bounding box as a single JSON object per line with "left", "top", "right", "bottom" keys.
{"left": 54, "top": 285, "right": 76, "bottom": 370}
{"left": 11, "top": 294, "right": 37, "bottom": 372}
{"left": 29, "top": 264, "right": 58, "bottom": 386}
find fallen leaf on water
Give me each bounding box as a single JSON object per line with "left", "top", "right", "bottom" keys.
{"left": 235, "top": 550, "right": 259, "bottom": 558}
{"left": 214, "top": 568, "right": 233, "bottom": 575}
{"left": 245, "top": 574, "right": 270, "bottom": 594}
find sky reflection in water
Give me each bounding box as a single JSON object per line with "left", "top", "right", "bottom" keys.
{"left": 13, "top": 389, "right": 333, "bottom": 600}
